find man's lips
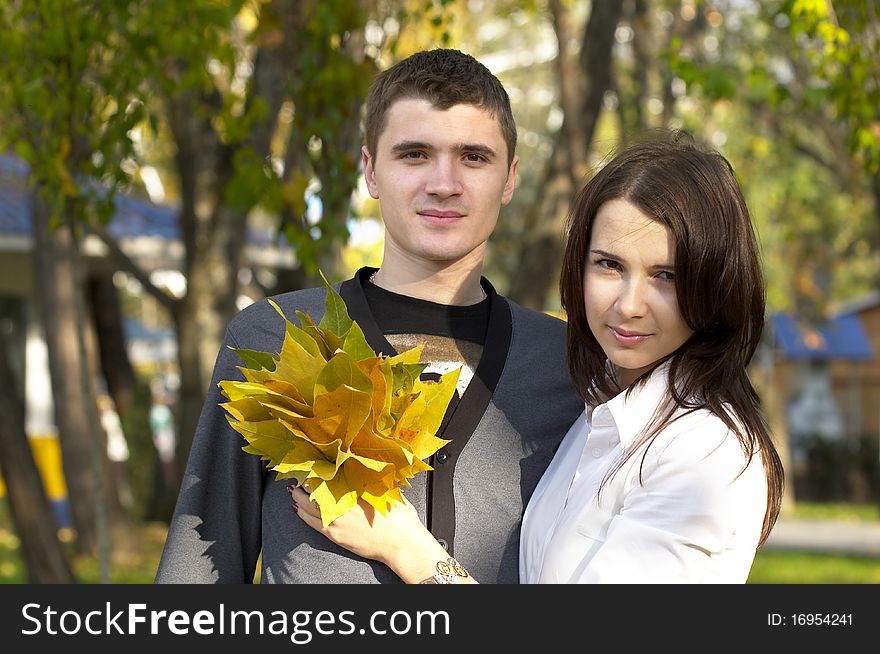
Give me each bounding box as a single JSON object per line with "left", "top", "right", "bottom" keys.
{"left": 418, "top": 209, "right": 465, "bottom": 221}
{"left": 609, "top": 326, "right": 651, "bottom": 344}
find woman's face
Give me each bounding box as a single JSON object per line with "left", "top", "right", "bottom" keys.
{"left": 583, "top": 198, "right": 694, "bottom": 389}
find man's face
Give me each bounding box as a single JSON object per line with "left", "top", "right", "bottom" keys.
{"left": 363, "top": 98, "right": 518, "bottom": 267}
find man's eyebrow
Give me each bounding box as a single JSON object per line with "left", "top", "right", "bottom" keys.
{"left": 389, "top": 141, "right": 499, "bottom": 158}
{"left": 390, "top": 140, "right": 433, "bottom": 153}
{"left": 457, "top": 143, "right": 497, "bottom": 158}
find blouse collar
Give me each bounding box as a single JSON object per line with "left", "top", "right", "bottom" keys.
{"left": 589, "top": 362, "right": 673, "bottom": 451}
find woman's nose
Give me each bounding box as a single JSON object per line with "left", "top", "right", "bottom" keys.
{"left": 615, "top": 277, "right": 648, "bottom": 318}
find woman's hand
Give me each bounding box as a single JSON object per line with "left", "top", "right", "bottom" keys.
{"left": 288, "top": 484, "right": 456, "bottom": 583}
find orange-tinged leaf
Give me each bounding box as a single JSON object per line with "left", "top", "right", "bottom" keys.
{"left": 264, "top": 379, "right": 307, "bottom": 404}
{"left": 313, "top": 384, "right": 373, "bottom": 449}
{"left": 261, "top": 385, "right": 311, "bottom": 416}
{"left": 279, "top": 414, "right": 339, "bottom": 450}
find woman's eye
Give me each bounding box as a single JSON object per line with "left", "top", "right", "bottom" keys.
{"left": 595, "top": 258, "right": 620, "bottom": 270}
{"left": 656, "top": 270, "right": 675, "bottom": 282}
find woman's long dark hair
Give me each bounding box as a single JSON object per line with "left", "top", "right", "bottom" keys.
{"left": 559, "top": 131, "right": 783, "bottom": 545}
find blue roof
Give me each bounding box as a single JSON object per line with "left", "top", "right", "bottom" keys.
{"left": 0, "top": 153, "right": 180, "bottom": 240}
{"left": 0, "top": 153, "right": 300, "bottom": 250}
{"left": 0, "top": 155, "right": 34, "bottom": 237}
{"left": 771, "top": 312, "right": 873, "bottom": 361}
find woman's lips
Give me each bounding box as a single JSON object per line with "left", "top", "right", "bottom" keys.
{"left": 609, "top": 326, "right": 651, "bottom": 344}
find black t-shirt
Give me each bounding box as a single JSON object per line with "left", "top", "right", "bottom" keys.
{"left": 362, "top": 278, "right": 491, "bottom": 411}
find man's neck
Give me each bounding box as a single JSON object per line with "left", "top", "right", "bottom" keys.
{"left": 371, "top": 250, "right": 486, "bottom": 306}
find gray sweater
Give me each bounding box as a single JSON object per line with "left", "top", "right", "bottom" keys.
{"left": 155, "top": 271, "right": 584, "bottom": 583}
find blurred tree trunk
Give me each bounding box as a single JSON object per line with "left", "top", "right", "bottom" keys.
{"left": 0, "top": 329, "right": 74, "bottom": 584}
{"left": 87, "top": 265, "right": 135, "bottom": 415}
{"left": 163, "top": 3, "right": 299, "bottom": 472}
{"left": 507, "top": 0, "right": 624, "bottom": 310}
{"left": 31, "top": 188, "right": 106, "bottom": 558}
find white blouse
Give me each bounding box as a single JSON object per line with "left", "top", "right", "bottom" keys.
{"left": 520, "top": 367, "right": 768, "bottom": 583}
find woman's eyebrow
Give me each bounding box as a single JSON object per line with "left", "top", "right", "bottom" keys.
{"left": 589, "top": 248, "right": 673, "bottom": 269}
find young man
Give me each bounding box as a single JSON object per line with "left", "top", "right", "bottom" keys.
{"left": 155, "top": 49, "right": 584, "bottom": 584}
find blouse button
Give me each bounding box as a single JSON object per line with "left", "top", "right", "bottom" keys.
{"left": 591, "top": 447, "right": 602, "bottom": 458}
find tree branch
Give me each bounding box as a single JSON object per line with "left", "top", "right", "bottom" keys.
{"left": 87, "top": 218, "right": 181, "bottom": 314}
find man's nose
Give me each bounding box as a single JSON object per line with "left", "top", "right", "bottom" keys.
{"left": 425, "top": 158, "right": 463, "bottom": 196}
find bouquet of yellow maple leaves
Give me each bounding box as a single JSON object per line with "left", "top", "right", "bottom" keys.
{"left": 218, "top": 275, "right": 460, "bottom": 527}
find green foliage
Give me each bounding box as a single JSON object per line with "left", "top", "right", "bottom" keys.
{"left": 0, "top": 1, "right": 152, "bottom": 221}
{"left": 662, "top": 1, "right": 879, "bottom": 314}
{"left": 786, "top": 0, "right": 880, "bottom": 171}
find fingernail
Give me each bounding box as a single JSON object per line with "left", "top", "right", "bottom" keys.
{"left": 286, "top": 484, "right": 295, "bottom": 497}
{"left": 292, "top": 502, "right": 299, "bottom": 511}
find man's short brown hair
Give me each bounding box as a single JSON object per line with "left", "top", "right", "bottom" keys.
{"left": 364, "top": 49, "right": 517, "bottom": 167}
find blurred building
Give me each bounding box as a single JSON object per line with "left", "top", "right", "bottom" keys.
{"left": 766, "top": 299, "right": 878, "bottom": 501}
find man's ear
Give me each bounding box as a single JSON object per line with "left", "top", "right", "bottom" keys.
{"left": 362, "top": 145, "right": 379, "bottom": 199}
{"left": 501, "top": 155, "right": 519, "bottom": 206}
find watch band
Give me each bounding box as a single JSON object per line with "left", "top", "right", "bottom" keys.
{"left": 419, "top": 557, "right": 470, "bottom": 584}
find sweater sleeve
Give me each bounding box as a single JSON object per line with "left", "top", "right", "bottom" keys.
{"left": 154, "top": 327, "right": 266, "bottom": 583}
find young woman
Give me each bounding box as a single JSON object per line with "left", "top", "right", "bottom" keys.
{"left": 290, "top": 132, "right": 784, "bottom": 584}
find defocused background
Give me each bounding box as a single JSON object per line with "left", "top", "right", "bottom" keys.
{"left": 0, "top": 0, "right": 878, "bottom": 584}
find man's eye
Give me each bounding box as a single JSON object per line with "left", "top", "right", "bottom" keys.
{"left": 401, "top": 151, "right": 426, "bottom": 159}
{"left": 463, "top": 153, "right": 487, "bottom": 163}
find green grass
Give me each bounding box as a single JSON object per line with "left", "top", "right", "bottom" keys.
{"left": 745, "top": 501, "right": 880, "bottom": 583}
{"left": 787, "top": 501, "right": 879, "bottom": 522}
{"left": 0, "top": 499, "right": 166, "bottom": 584}
{"left": 748, "top": 550, "right": 880, "bottom": 583}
